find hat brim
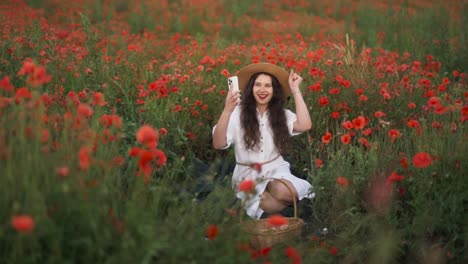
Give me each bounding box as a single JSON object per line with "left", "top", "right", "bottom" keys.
{"left": 236, "top": 63, "right": 291, "bottom": 98}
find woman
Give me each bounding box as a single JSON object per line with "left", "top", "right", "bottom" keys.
{"left": 213, "top": 62, "right": 314, "bottom": 219}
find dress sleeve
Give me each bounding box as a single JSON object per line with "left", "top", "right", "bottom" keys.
{"left": 285, "top": 109, "right": 302, "bottom": 136}
{"left": 212, "top": 107, "right": 239, "bottom": 149}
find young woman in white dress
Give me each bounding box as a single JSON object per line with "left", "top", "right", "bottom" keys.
{"left": 213, "top": 63, "right": 315, "bottom": 219}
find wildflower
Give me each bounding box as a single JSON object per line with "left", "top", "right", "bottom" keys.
{"left": 14, "top": 87, "right": 31, "bottom": 103}
{"left": 314, "top": 159, "right": 323, "bottom": 168}
{"left": 0, "top": 75, "right": 15, "bottom": 92}
{"left": 267, "top": 214, "right": 288, "bottom": 227}
{"left": 352, "top": 116, "right": 366, "bottom": 130}
{"left": 328, "top": 246, "right": 339, "bottom": 256}
{"left": 358, "top": 137, "right": 370, "bottom": 148}
{"left": 55, "top": 166, "right": 70, "bottom": 178}
{"left": 340, "top": 134, "right": 351, "bottom": 145}
{"left": 205, "top": 224, "right": 218, "bottom": 240}
{"left": 239, "top": 179, "right": 255, "bottom": 192}
{"left": 386, "top": 172, "right": 404, "bottom": 185}
{"left": 342, "top": 120, "right": 353, "bottom": 130}
{"left": 77, "top": 104, "right": 93, "bottom": 118}
{"left": 308, "top": 82, "right": 322, "bottom": 92}
{"left": 159, "top": 128, "right": 168, "bottom": 136}
{"left": 321, "top": 132, "right": 332, "bottom": 144}
{"left": 318, "top": 96, "right": 329, "bottom": 106}
{"left": 388, "top": 129, "right": 401, "bottom": 143}
{"left": 99, "top": 114, "right": 122, "bottom": 128}
{"left": 153, "top": 149, "right": 167, "bottom": 166}
{"left": 285, "top": 246, "right": 301, "bottom": 264}
{"left": 336, "top": 176, "right": 349, "bottom": 187}
{"left": 362, "top": 128, "right": 372, "bottom": 136}
{"left": 221, "top": 69, "right": 230, "bottom": 77}
{"left": 330, "top": 111, "right": 340, "bottom": 119}
{"left": 399, "top": 158, "right": 409, "bottom": 168}
{"left": 172, "top": 105, "right": 182, "bottom": 112}
{"left": 329, "top": 87, "right": 340, "bottom": 94}
{"left": 79, "top": 146, "right": 91, "bottom": 170}
{"left": 92, "top": 92, "right": 107, "bottom": 106}
{"left": 374, "top": 111, "right": 386, "bottom": 118}
{"left": 11, "top": 215, "right": 35, "bottom": 233}
{"left": 128, "top": 147, "right": 141, "bottom": 157}
{"left": 412, "top": 152, "right": 432, "bottom": 168}
{"left": 136, "top": 125, "right": 158, "bottom": 149}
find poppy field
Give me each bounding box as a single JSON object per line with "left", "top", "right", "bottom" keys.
{"left": 1, "top": 0, "right": 467, "bottom": 263}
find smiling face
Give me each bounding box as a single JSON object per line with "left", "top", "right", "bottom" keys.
{"left": 252, "top": 74, "right": 274, "bottom": 109}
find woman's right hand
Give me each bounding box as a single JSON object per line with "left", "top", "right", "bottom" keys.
{"left": 224, "top": 85, "right": 241, "bottom": 113}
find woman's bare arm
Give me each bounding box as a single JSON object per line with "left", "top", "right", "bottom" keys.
{"left": 288, "top": 69, "right": 312, "bottom": 132}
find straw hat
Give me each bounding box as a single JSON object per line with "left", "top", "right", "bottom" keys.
{"left": 236, "top": 63, "right": 291, "bottom": 97}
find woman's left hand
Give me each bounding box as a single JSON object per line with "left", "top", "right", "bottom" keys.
{"left": 288, "top": 69, "right": 303, "bottom": 94}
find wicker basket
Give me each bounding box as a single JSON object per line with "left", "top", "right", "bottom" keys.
{"left": 240, "top": 178, "right": 304, "bottom": 249}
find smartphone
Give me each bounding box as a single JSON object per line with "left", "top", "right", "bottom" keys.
{"left": 228, "top": 76, "right": 239, "bottom": 92}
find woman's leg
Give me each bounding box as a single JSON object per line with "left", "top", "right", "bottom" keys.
{"left": 266, "top": 179, "right": 298, "bottom": 203}
{"left": 259, "top": 179, "right": 299, "bottom": 213}
{"left": 259, "top": 190, "right": 288, "bottom": 213}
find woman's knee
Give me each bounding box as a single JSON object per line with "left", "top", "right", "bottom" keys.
{"left": 267, "top": 179, "right": 298, "bottom": 203}
{"left": 259, "top": 191, "right": 287, "bottom": 213}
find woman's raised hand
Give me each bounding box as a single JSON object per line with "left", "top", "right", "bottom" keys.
{"left": 288, "top": 69, "right": 303, "bottom": 94}
{"left": 224, "top": 84, "right": 241, "bottom": 113}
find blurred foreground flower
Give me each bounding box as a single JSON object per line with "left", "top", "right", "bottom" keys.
{"left": 205, "top": 224, "right": 218, "bottom": 240}
{"left": 136, "top": 125, "right": 159, "bottom": 149}
{"left": 11, "top": 215, "right": 35, "bottom": 233}
{"left": 238, "top": 179, "right": 255, "bottom": 193}
{"left": 267, "top": 214, "right": 288, "bottom": 227}
{"left": 336, "top": 176, "right": 349, "bottom": 187}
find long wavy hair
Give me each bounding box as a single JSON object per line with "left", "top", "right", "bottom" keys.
{"left": 240, "top": 72, "right": 291, "bottom": 153}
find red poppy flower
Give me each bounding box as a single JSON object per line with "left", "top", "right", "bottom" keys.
{"left": 159, "top": 128, "right": 168, "bottom": 136}
{"left": 388, "top": 129, "right": 401, "bottom": 143}
{"left": 136, "top": 125, "right": 158, "bottom": 149}
{"left": 412, "top": 152, "right": 432, "bottom": 168}
{"left": 238, "top": 179, "right": 255, "bottom": 192}
{"left": 77, "top": 104, "right": 93, "bottom": 118}
{"left": 328, "top": 246, "right": 339, "bottom": 256}
{"left": 399, "top": 158, "right": 409, "bottom": 168}
{"left": 330, "top": 111, "right": 340, "bottom": 119}
{"left": 358, "top": 137, "right": 370, "bottom": 148}
{"left": 386, "top": 172, "right": 404, "bottom": 185}
{"left": 267, "top": 214, "right": 288, "bottom": 227}
{"left": 318, "top": 96, "right": 329, "bottom": 106}
{"left": 336, "top": 176, "right": 349, "bottom": 187}
{"left": 56, "top": 166, "right": 70, "bottom": 178}
{"left": 342, "top": 121, "right": 353, "bottom": 130}
{"left": 314, "top": 159, "right": 323, "bottom": 168}
{"left": 79, "top": 146, "right": 91, "bottom": 170}
{"left": 11, "top": 215, "right": 35, "bottom": 233}
{"left": 285, "top": 246, "right": 301, "bottom": 264}
{"left": 374, "top": 111, "right": 386, "bottom": 118}
{"left": 352, "top": 116, "right": 366, "bottom": 130}
{"left": 205, "top": 224, "right": 218, "bottom": 240}
{"left": 321, "top": 132, "right": 332, "bottom": 144}
{"left": 153, "top": 149, "right": 167, "bottom": 166}
{"left": 340, "top": 134, "right": 351, "bottom": 145}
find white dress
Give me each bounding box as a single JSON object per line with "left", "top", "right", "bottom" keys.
{"left": 213, "top": 106, "right": 315, "bottom": 219}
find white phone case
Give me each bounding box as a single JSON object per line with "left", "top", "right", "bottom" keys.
{"left": 228, "top": 76, "right": 239, "bottom": 92}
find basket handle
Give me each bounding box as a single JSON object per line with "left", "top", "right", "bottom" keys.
{"left": 239, "top": 178, "right": 298, "bottom": 223}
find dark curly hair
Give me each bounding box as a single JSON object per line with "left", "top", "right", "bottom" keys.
{"left": 240, "top": 72, "right": 291, "bottom": 153}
